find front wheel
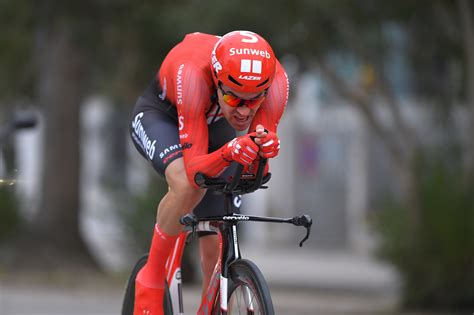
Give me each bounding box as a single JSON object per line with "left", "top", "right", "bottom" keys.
{"left": 224, "top": 259, "right": 274, "bottom": 315}
{"left": 121, "top": 254, "right": 173, "bottom": 315}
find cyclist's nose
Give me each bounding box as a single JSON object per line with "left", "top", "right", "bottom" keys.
{"left": 235, "top": 105, "right": 251, "bottom": 116}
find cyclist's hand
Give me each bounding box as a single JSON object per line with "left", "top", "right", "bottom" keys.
{"left": 243, "top": 157, "right": 269, "bottom": 176}
{"left": 222, "top": 134, "right": 259, "bottom": 166}
{"left": 253, "top": 125, "right": 280, "bottom": 158}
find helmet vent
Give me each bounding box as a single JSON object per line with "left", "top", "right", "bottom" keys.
{"left": 256, "top": 78, "right": 269, "bottom": 87}
{"left": 228, "top": 75, "right": 243, "bottom": 86}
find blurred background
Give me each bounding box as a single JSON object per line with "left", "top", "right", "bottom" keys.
{"left": 1, "top": 0, "right": 473, "bottom": 314}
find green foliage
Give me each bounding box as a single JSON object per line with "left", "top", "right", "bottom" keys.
{"left": 0, "top": 0, "right": 466, "bottom": 105}
{"left": 120, "top": 175, "right": 168, "bottom": 253}
{"left": 374, "top": 156, "right": 474, "bottom": 310}
{"left": 0, "top": 186, "right": 20, "bottom": 242}
{"left": 0, "top": 0, "right": 34, "bottom": 101}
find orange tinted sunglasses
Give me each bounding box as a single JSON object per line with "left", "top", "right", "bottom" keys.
{"left": 218, "top": 82, "right": 267, "bottom": 109}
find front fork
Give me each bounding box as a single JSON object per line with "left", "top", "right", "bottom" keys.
{"left": 197, "top": 221, "right": 240, "bottom": 315}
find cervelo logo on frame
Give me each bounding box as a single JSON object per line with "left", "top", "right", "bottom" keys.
{"left": 223, "top": 215, "right": 249, "bottom": 221}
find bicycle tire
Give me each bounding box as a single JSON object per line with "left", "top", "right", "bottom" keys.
{"left": 223, "top": 259, "right": 274, "bottom": 315}
{"left": 121, "top": 254, "right": 173, "bottom": 315}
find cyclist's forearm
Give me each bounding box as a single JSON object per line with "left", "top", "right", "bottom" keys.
{"left": 184, "top": 148, "right": 231, "bottom": 187}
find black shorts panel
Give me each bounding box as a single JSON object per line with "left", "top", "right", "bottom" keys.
{"left": 130, "top": 97, "right": 183, "bottom": 176}
{"left": 129, "top": 80, "right": 238, "bottom": 217}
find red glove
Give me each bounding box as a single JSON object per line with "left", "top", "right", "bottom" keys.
{"left": 243, "top": 157, "right": 269, "bottom": 176}
{"left": 258, "top": 131, "right": 280, "bottom": 158}
{"left": 222, "top": 133, "right": 259, "bottom": 166}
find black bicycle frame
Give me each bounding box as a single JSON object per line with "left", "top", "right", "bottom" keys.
{"left": 179, "top": 158, "right": 313, "bottom": 313}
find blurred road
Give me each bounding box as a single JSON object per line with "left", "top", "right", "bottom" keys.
{"left": 0, "top": 281, "right": 396, "bottom": 315}
{"left": 0, "top": 246, "right": 403, "bottom": 315}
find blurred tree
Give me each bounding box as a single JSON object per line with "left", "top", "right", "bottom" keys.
{"left": 0, "top": 0, "right": 205, "bottom": 272}
{"left": 32, "top": 1, "right": 93, "bottom": 269}
{"left": 1, "top": 0, "right": 473, "bottom": 305}
{"left": 277, "top": 0, "right": 474, "bottom": 310}
{"left": 152, "top": 0, "right": 472, "bottom": 310}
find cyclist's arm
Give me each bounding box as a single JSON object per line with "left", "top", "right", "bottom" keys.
{"left": 249, "top": 63, "right": 289, "bottom": 133}
{"left": 244, "top": 64, "right": 288, "bottom": 175}
{"left": 175, "top": 65, "right": 231, "bottom": 187}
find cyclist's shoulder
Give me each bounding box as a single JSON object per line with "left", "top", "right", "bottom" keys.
{"left": 162, "top": 32, "right": 218, "bottom": 70}
{"left": 158, "top": 33, "right": 216, "bottom": 90}
{"left": 274, "top": 59, "right": 289, "bottom": 80}
{"left": 182, "top": 32, "right": 220, "bottom": 45}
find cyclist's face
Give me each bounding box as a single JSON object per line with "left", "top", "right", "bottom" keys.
{"left": 217, "top": 83, "right": 265, "bottom": 131}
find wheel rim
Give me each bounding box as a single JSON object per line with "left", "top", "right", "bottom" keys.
{"left": 227, "top": 283, "right": 262, "bottom": 314}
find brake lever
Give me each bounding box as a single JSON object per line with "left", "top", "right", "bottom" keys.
{"left": 291, "top": 215, "right": 313, "bottom": 247}
{"left": 299, "top": 225, "right": 312, "bottom": 247}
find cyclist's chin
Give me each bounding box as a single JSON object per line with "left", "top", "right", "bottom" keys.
{"left": 230, "top": 118, "right": 251, "bottom": 131}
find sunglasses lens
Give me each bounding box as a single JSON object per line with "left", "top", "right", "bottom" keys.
{"left": 246, "top": 97, "right": 265, "bottom": 109}
{"left": 220, "top": 82, "right": 266, "bottom": 108}
{"left": 223, "top": 94, "right": 242, "bottom": 107}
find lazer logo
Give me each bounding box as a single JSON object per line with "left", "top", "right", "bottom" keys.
{"left": 223, "top": 215, "right": 249, "bottom": 221}
{"left": 238, "top": 75, "right": 261, "bottom": 81}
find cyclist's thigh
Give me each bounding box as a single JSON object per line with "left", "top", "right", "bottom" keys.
{"left": 130, "top": 97, "right": 182, "bottom": 176}
{"left": 130, "top": 101, "right": 239, "bottom": 218}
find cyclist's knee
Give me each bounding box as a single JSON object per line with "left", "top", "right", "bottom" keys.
{"left": 165, "top": 158, "right": 206, "bottom": 202}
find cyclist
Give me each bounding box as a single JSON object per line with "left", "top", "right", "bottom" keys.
{"left": 129, "top": 30, "right": 288, "bottom": 315}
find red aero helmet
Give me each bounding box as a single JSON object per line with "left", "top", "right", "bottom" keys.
{"left": 211, "top": 30, "right": 276, "bottom": 93}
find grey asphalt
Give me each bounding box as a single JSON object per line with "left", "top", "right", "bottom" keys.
{"left": 0, "top": 282, "right": 396, "bottom": 315}
{"left": 243, "top": 247, "right": 399, "bottom": 294}
{"left": 0, "top": 248, "right": 400, "bottom": 315}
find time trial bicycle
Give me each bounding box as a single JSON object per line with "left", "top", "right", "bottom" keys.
{"left": 122, "top": 158, "right": 312, "bottom": 315}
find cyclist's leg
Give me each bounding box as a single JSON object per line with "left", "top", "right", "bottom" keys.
{"left": 198, "top": 234, "right": 220, "bottom": 297}
{"left": 130, "top": 94, "right": 208, "bottom": 234}
{"left": 130, "top": 97, "right": 206, "bottom": 315}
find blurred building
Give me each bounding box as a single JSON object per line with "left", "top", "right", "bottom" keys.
{"left": 243, "top": 72, "right": 390, "bottom": 256}
{"left": 11, "top": 40, "right": 417, "bottom": 281}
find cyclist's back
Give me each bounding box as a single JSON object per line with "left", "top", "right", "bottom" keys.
{"left": 158, "top": 33, "right": 218, "bottom": 106}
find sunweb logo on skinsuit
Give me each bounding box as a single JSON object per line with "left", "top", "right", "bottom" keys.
{"left": 132, "top": 112, "right": 157, "bottom": 160}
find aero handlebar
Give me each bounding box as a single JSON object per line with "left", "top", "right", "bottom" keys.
{"left": 194, "top": 158, "right": 271, "bottom": 195}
